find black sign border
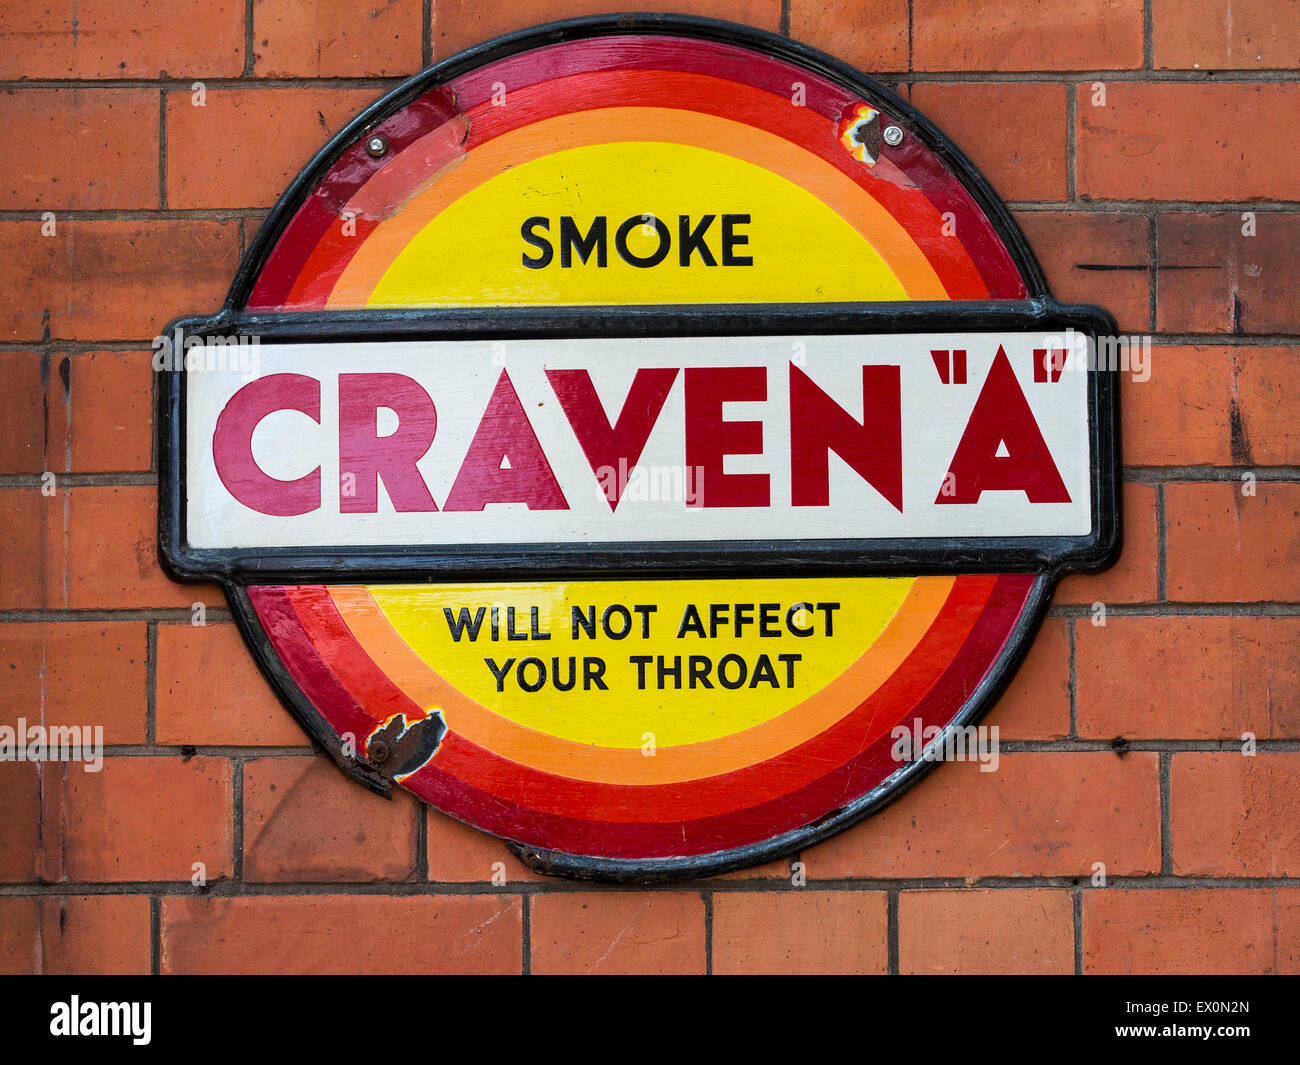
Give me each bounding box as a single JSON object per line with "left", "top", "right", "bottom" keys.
{"left": 153, "top": 13, "right": 1128, "bottom": 883}
{"left": 159, "top": 302, "right": 1119, "bottom": 584}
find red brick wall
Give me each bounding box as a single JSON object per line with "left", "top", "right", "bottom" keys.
{"left": 1, "top": 1, "right": 1297, "bottom": 975}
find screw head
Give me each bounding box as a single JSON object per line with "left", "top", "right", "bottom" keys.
{"left": 366, "top": 134, "right": 388, "bottom": 158}
{"left": 882, "top": 125, "right": 904, "bottom": 147}
{"left": 369, "top": 739, "right": 391, "bottom": 763}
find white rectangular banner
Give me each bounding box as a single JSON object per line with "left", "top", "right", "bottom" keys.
{"left": 183, "top": 331, "right": 1094, "bottom": 551}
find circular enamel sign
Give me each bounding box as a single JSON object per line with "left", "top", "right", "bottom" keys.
{"left": 159, "top": 16, "right": 1119, "bottom": 880}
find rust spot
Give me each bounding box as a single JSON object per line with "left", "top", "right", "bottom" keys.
{"left": 366, "top": 710, "right": 447, "bottom": 782}
{"left": 838, "top": 104, "right": 882, "bottom": 166}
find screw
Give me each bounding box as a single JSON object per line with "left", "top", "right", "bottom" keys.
{"left": 369, "top": 739, "right": 391, "bottom": 763}
{"left": 882, "top": 125, "right": 904, "bottom": 147}
{"left": 366, "top": 134, "right": 388, "bottom": 158}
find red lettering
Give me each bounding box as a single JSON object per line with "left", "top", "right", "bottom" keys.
{"left": 212, "top": 373, "right": 321, "bottom": 516}
{"left": 443, "top": 369, "right": 569, "bottom": 512}
{"left": 546, "top": 367, "right": 679, "bottom": 511}
{"left": 338, "top": 373, "right": 438, "bottom": 513}
{"left": 789, "top": 363, "right": 902, "bottom": 510}
{"left": 936, "top": 347, "right": 1071, "bottom": 504}
{"left": 684, "top": 367, "right": 769, "bottom": 508}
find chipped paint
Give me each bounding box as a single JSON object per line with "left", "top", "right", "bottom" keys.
{"left": 839, "top": 103, "right": 882, "bottom": 165}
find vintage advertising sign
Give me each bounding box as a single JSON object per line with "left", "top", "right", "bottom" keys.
{"left": 158, "top": 16, "right": 1120, "bottom": 880}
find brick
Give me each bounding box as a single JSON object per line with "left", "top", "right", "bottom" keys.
{"left": 155, "top": 622, "right": 307, "bottom": 747}
{"left": 1165, "top": 481, "right": 1300, "bottom": 602}
{"left": 1225, "top": 345, "right": 1300, "bottom": 462}
{"left": 804, "top": 753, "right": 1161, "bottom": 878}
{"left": 1156, "top": 213, "right": 1300, "bottom": 335}
{"left": 712, "top": 891, "right": 888, "bottom": 974}
{"left": 1078, "top": 83, "right": 1300, "bottom": 201}
{"left": 1153, "top": 0, "right": 1300, "bottom": 69}
{"left": 913, "top": 0, "right": 1144, "bottom": 71}
{"left": 985, "top": 616, "right": 1071, "bottom": 740}
{"left": 0, "top": 762, "right": 42, "bottom": 882}
{"left": 47, "top": 351, "right": 154, "bottom": 473}
{"left": 39, "top": 895, "right": 152, "bottom": 974}
{"left": 0, "top": 352, "right": 44, "bottom": 474}
{"left": 530, "top": 892, "right": 706, "bottom": 974}
{"left": 45, "top": 486, "right": 224, "bottom": 610}
{"left": 1056, "top": 482, "right": 1159, "bottom": 604}
{"left": 0, "top": 89, "right": 158, "bottom": 210}
{"left": 0, "top": 490, "right": 45, "bottom": 609}
{"left": 0, "top": 898, "right": 39, "bottom": 974}
{"left": 899, "top": 888, "right": 1074, "bottom": 974}
{"left": 433, "top": 1, "right": 783, "bottom": 61}
{"left": 425, "top": 808, "right": 548, "bottom": 883}
{"left": 0, "top": 220, "right": 76, "bottom": 342}
{"left": 1014, "top": 212, "right": 1150, "bottom": 334}
{"left": 166, "top": 88, "right": 384, "bottom": 209}
{"left": 242, "top": 211, "right": 271, "bottom": 252}
{"left": 62, "top": 756, "right": 233, "bottom": 882}
{"left": 1084, "top": 888, "right": 1300, "bottom": 973}
{"left": 788, "top": 0, "right": 909, "bottom": 72}
{"left": 1123, "top": 348, "right": 1221, "bottom": 466}
{"left": 242, "top": 757, "right": 418, "bottom": 882}
{"left": 35, "top": 766, "right": 69, "bottom": 882}
{"left": 162, "top": 894, "right": 523, "bottom": 973}
{"left": 910, "top": 84, "right": 1068, "bottom": 201}
{"left": 0, "top": 622, "right": 148, "bottom": 744}
{"left": 0, "top": 0, "right": 245, "bottom": 80}
{"left": 1173, "top": 753, "right": 1300, "bottom": 875}
{"left": 1083, "top": 617, "right": 1300, "bottom": 738}
{"left": 0, "top": 219, "right": 239, "bottom": 343}
{"left": 713, "top": 855, "right": 802, "bottom": 881}
{"left": 1125, "top": 346, "right": 1300, "bottom": 466}
{"left": 253, "top": 0, "right": 424, "bottom": 77}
